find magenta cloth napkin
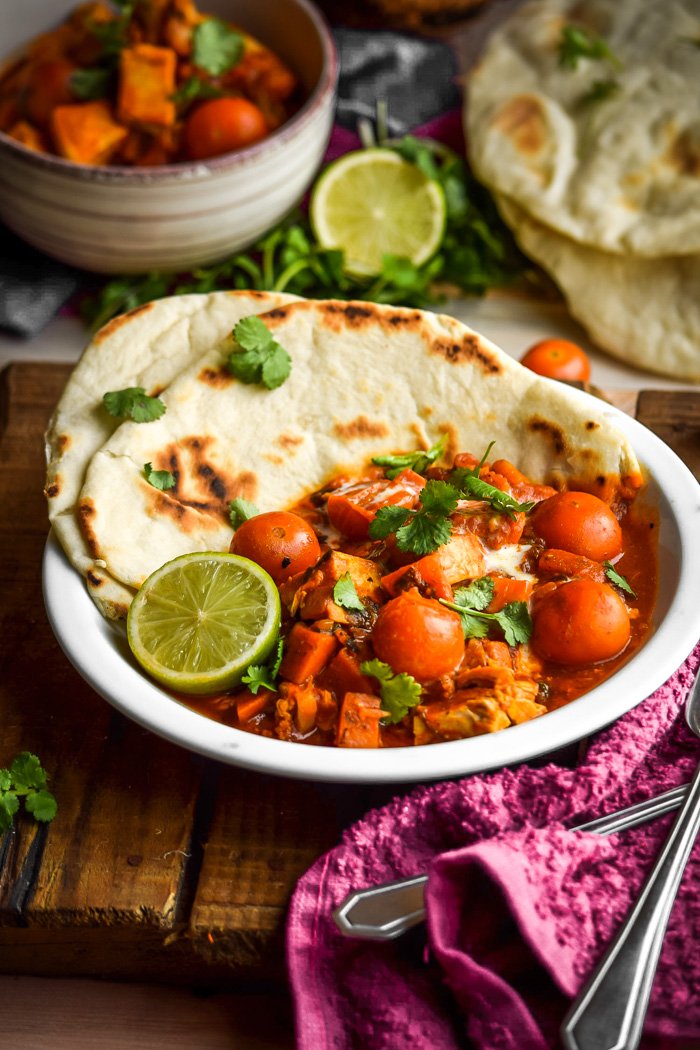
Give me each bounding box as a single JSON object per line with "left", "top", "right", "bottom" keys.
{"left": 287, "top": 641, "right": 700, "bottom": 1050}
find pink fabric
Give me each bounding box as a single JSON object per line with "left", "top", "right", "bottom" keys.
{"left": 287, "top": 641, "right": 700, "bottom": 1050}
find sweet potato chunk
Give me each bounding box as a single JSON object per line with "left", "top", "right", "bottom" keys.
{"left": 51, "top": 100, "right": 128, "bottom": 164}
{"left": 336, "top": 693, "right": 385, "bottom": 748}
{"left": 118, "top": 44, "right": 176, "bottom": 127}
{"left": 284, "top": 550, "right": 382, "bottom": 623}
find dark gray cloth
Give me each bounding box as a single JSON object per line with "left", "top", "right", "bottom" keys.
{"left": 0, "top": 226, "right": 80, "bottom": 338}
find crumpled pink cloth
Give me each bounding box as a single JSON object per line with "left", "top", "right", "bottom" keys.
{"left": 287, "top": 641, "right": 700, "bottom": 1050}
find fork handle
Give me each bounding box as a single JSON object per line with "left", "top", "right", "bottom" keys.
{"left": 561, "top": 759, "right": 700, "bottom": 1050}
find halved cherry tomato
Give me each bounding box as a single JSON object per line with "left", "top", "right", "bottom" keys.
{"left": 371, "top": 591, "right": 464, "bottom": 683}
{"left": 184, "top": 97, "right": 268, "bottom": 160}
{"left": 531, "top": 579, "right": 630, "bottom": 664}
{"left": 327, "top": 469, "right": 425, "bottom": 540}
{"left": 530, "top": 491, "right": 622, "bottom": 562}
{"left": 230, "top": 511, "right": 321, "bottom": 584}
{"left": 520, "top": 339, "right": 591, "bottom": 382}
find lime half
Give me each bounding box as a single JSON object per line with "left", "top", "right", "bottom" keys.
{"left": 127, "top": 552, "right": 281, "bottom": 695}
{"left": 310, "top": 148, "right": 446, "bottom": 277}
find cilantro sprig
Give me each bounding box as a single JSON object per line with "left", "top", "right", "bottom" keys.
{"left": 372, "top": 434, "right": 447, "bottom": 480}
{"left": 333, "top": 573, "right": 365, "bottom": 612}
{"left": 450, "top": 441, "right": 535, "bottom": 519}
{"left": 229, "top": 498, "right": 259, "bottom": 529}
{"left": 360, "top": 659, "right": 422, "bottom": 724}
{"left": 192, "top": 18, "right": 244, "bottom": 76}
{"left": 144, "top": 462, "right": 175, "bottom": 490}
{"left": 369, "top": 479, "right": 458, "bottom": 555}
{"left": 440, "top": 577, "right": 533, "bottom": 646}
{"left": 604, "top": 561, "right": 637, "bottom": 598}
{"left": 558, "top": 24, "right": 622, "bottom": 70}
{"left": 242, "top": 637, "right": 284, "bottom": 694}
{"left": 0, "top": 752, "right": 57, "bottom": 835}
{"left": 228, "top": 316, "right": 291, "bottom": 390}
{"left": 103, "top": 386, "right": 166, "bottom": 423}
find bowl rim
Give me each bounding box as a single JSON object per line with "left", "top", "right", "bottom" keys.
{"left": 0, "top": 0, "right": 338, "bottom": 181}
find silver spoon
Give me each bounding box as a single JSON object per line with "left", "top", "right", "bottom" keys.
{"left": 561, "top": 670, "right": 700, "bottom": 1050}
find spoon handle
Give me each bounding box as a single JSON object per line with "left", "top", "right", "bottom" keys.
{"left": 561, "top": 759, "right": 700, "bottom": 1050}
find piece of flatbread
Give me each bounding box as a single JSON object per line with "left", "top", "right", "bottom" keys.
{"left": 45, "top": 290, "right": 297, "bottom": 618}
{"left": 77, "top": 298, "right": 642, "bottom": 607}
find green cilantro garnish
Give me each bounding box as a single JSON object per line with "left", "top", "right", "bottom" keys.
{"left": 144, "top": 462, "right": 175, "bottom": 490}
{"left": 229, "top": 498, "right": 259, "bottom": 529}
{"left": 228, "top": 316, "right": 291, "bottom": 390}
{"left": 103, "top": 386, "right": 166, "bottom": 423}
{"left": 0, "top": 752, "right": 57, "bottom": 835}
{"left": 455, "top": 473, "right": 535, "bottom": 520}
{"left": 333, "top": 573, "right": 365, "bottom": 612}
{"left": 70, "top": 67, "right": 112, "bottom": 100}
{"left": 360, "top": 659, "right": 422, "bottom": 724}
{"left": 558, "top": 24, "right": 622, "bottom": 70}
{"left": 192, "top": 18, "right": 244, "bottom": 76}
{"left": 242, "top": 637, "right": 284, "bottom": 694}
{"left": 604, "top": 561, "right": 637, "bottom": 598}
{"left": 579, "top": 78, "right": 621, "bottom": 107}
{"left": 369, "top": 479, "right": 459, "bottom": 555}
{"left": 371, "top": 435, "right": 448, "bottom": 480}
{"left": 172, "top": 76, "right": 223, "bottom": 108}
{"left": 441, "top": 579, "right": 533, "bottom": 646}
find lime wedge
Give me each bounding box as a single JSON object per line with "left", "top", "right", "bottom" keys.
{"left": 127, "top": 552, "right": 281, "bottom": 695}
{"left": 310, "top": 148, "right": 446, "bottom": 277}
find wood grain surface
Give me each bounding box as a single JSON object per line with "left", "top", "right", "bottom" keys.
{"left": 0, "top": 362, "right": 698, "bottom": 987}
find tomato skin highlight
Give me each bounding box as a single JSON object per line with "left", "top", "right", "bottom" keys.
{"left": 520, "top": 339, "right": 591, "bottom": 382}
{"left": 184, "top": 97, "right": 268, "bottom": 160}
{"left": 532, "top": 579, "right": 630, "bottom": 665}
{"left": 371, "top": 591, "right": 464, "bottom": 683}
{"left": 230, "top": 511, "right": 321, "bottom": 584}
{"left": 530, "top": 490, "right": 622, "bottom": 561}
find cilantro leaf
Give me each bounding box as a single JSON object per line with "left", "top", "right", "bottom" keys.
{"left": 228, "top": 317, "right": 291, "bottom": 390}
{"left": 558, "top": 24, "right": 621, "bottom": 70}
{"left": 229, "top": 498, "right": 259, "bottom": 529}
{"left": 25, "top": 790, "right": 58, "bottom": 823}
{"left": 395, "top": 510, "right": 452, "bottom": 556}
{"left": 441, "top": 583, "right": 533, "bottom": 646}
{"left": 372, "top": 434, "right": 448, "bottom": 480}
{"left": 497, "top": 601, "right": 534, "bottom": 647}
{"left": 453, "top": 577, "right": 495, "bottom": 612}
{"left": 360, "top": 659, "right": 422, "bottom": 724}
{"left": 10, "top": 752, "right": 47, "bottom": 794}
{"left": 0, "top": 768, "right": 12, "bottom": 792}
{"left": 368, "top": 505, "right": 412, "bottom": 540}
{"left": 242, "top": 637, "right": 284, "bottom": 694}
{"left": 103, "top": 387, "right": 166, "bottom": 423}
{"left": 417, "top": 480, "right": 459, "bottom": 516}
{"left": 604, "top": 561, "right": 637, "bottom": 598}
{"left": 144, "top": 462, "right": 175, "bottom": 490}
{"left": 579, "top": 78, "right": 621, "bottom": 107}
{"left": 0, "top": 792, "right": 19, "bottom": 835}
{"left": 368, "top": 480, "right": 458, "bottom": 555}
{"left": 70, "top": 67, "right": 112, "bottom": 100}
{"left": 333, "top": 573, "right": 365, "bottom": 612}
{"left": 457, "top": 473, "right": 535, "bottom": 519}
{"left": 193, "top": 18, "right": 244, "bottom": 76}
{"left": 172, "top": 75, "right": 223, "bottom": 107}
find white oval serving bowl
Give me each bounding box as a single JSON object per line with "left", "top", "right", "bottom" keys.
{"left": 0, "top": 0, "right": 337, "bottom": 273}
{"left": 43, "top": 390, "right": 700, "bottom": 784}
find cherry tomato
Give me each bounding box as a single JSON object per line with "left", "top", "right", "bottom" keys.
{"left": 531, "top": 579, "right": 630, "bottom": 665}
{"left": 520, "top": 339, "right": 591, "bottom": 382}
{"left": 530, "top": 491, "right": 622, "bottom": 562}
{"left": 371, "top": 591, "right": 464, "bottom": 683}
{"left": 230, "top": 511, "right": 321, "bottom": 584}
{"left": 183, "top": 98, "right": 269, "bottom": 160}
{"left": 23, "top": 59, "right": 76, "bottom": 128}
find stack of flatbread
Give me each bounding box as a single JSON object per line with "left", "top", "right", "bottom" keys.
{"left": 466, "top": 0, "right": 700, "bottom": 381}
{"left": 45, "top": 291, "right": 641, "bottom": 621}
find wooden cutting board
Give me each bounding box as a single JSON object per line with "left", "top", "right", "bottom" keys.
{"left": 1, "top": 362, "right": 698, "bottom": 984}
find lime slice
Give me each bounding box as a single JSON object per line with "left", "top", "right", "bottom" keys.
{"left": 310, "top": 148, "right": 446, "bottom": 277}
{"left": 127, "top": 552, "right": 281, "bottom": 695}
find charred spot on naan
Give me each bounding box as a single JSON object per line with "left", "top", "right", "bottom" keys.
{"left": 526, "top": 416, "right": 567, "bottom": 456}
{"left": 147, "top": 436, "right": 257, "bottom": 520}
{"left": 45, "top": 477, "right": 61, "bottom": 499}
{"left": 431, "top": 333, "right": 502, "bottom": 373}
{"left": 93, "top": 301, "right": 155, "bottom": 344}
{"left": 77, "top": 498, "right": 102, "bottom": 559}
{"left": 198, "top": 364, "right": 234, "bottom": 388}
{"left": 276, "top": 433, "right": 304, "bottom": 452}
{"left": 492, "top": 95, "right": 549, "bottom": 157}
{"left": 665, "top": 127, "right": 700, "bottom": 178}
{"left": 333, "top": 416, "right": 390, "bottom": 440}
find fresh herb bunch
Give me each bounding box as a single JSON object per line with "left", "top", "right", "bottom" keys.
{"left": 0, "top": 752, "right": 58, "bottom": 835}
{"left": 80, "top": 136, "right": 528, "bottom": 331}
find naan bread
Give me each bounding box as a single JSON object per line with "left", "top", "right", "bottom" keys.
{"left": 77, "top": 298, "right": 642, "bottom": 607}
{"left": 496, "top": 194, "right": 700, "bottom": 381}
{"left": 467, "top": 0, "right": 700, "bottom": 256}
{"left": 45, "top": 290, "right": 297, "bottom": 618}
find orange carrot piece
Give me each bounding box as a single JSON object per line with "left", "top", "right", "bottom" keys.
{"left": 236, "top": 688, "right": 275, "bottom": 723}
{"left": 487, "top": 576, "right": 533, "bottom": 612}
{"left": 278, "top": 623, "right": 338, "bottom": 684}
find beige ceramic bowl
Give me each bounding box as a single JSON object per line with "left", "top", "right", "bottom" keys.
{"left": 0, "top": 0, "right": 337, "bottom": 273}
